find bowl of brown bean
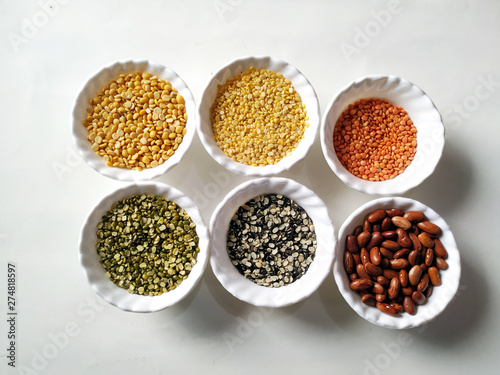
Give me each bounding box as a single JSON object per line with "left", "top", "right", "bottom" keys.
{"left": 198, "top": 56, "right": 320, "bottom": 176}
{"left": 72, "top": 59, "right": 196, "bottom": 181}
{"left": 210, "top": 177, "right": 336, "bottom": 307}
{"left": 321, "top": 75, "right": 445, "bottom": 195}
{"left": 333, "top": 197, "right": 460, "bottom": 329}
{"left": 79, "top": 181, "right": 210, "bottom": 312}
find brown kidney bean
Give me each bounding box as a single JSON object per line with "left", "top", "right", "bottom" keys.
{"left": 363, "top": 219, "right": 372, "bottom": 233}
{"left": 425, "top": 248, "right": 434, "bottom": 267}
{"left": 353, "top": 225, "right": 363, "bottom": 237}
{"left": 365, "top": 262, "right": 383, "bottom": 278}
{"left": 436, "top": 257, "right": 449, "bottom": 270}
{"left": 376, "top": 292, "right": 387, "bottom": 302}
{"left": 408, "top": 249, "right": 420, "bottom": 266}
{"left": 408, "top": 265, "right": 423, "bottom": 286}
{"left": 409, "top": 232, "right": 421, "bottom": 252}
{"left": 376, "top": 302, "right": 399, "bottom": 316}
{"left": 403, "top": 296, "right": 416, "bottom": 315}
{"left": 417, "top": 273, "right": 429, "bottom": 293}
{"left": 381, "top": 240, "right": 401, "bottom": 251}
{"left": 428, "top": 266, "right": 442, "bottom": 286}
{"left": 377, "top": 276, "right": 390, "bottom": 286}
{"left": 381, "top": 217, "right": 393, "bottom": 232}
{"left": 402, "top": 286, "right": 413, "bottom": 296}
{"left": 383, "top": 269, "right": 399, "bottom": 279}
{"left": 388, "top": 277, "right": 400, "bottom": 300}
{"left": 390, "top": 259, "right": 409, "bottom": 270}
{"left": 370, "top": 247, "right": 382, "bottom": 265}
{"left": 392, "top": 216, "right": 412, "bottom": 230}
{"left": 399, "top": 269, "right": 409, "bottom": 288}
{"left": 396, "top": 228, "right": 412, "bottom": 248}
{"left": 366, "top": 232, "right": 382, "bottom": 250}
{"left": 403, "top": 210, "right": 424, "bottom": 222}
{"left": 349, "top": 273, "right": 358, "bottom": 282}
{"left": 381, "top": 230, "right": 397, "bottom": 239}
{"left": 386, "top": 208, "right": 404, "bottom": 218}
{"left": 372, "top": 224, "right": 381, "bottom": 233}
{"left": 361, "top": 293, "right": 376, "bottom": 306}
{"left": 425, "top": 285, "right": 434, "bottom": 298}
{"left": 344, "top": 252, "right": 354, "bottom": 274}
{"left": 346, "top": 235, "right": 359, "bottom": 254}
{"left": 379, "top": 247, "right": 394, "bottom": 260}
{"left": 390, "top": 302, "right": 404, "bottom": 312}
{"left": 434, "top": 239, "right": 448, "bottom": 259}
{"left": 353, "top": 253, "right": 361, "bottom": 266}
{"left": 380, "top": 258, "right": 390, "bottom": 268}
{"left": 418, "top": 232, "right": 434, "bottom": 248}
{"left": 372, "top": 282, "right": 384, "bottom": 294}
{"left": 412, "top": 290, "right": 426, "bottom": 305}
{"left": 417, "top": 220, "right": 441, "bottom": 235}
{"left": 394, "top": 248, "right": 411, "bottom": 259}
{"left": 357, "top": 263, "right": 370, "bottom": 279}
{"left": 360, "top": 248, "right": 370, "bottom": 265}
{"left": 368, "top": 209, "right": 387, "bottom": 223}
{"left": 357, "top": 231, "right": 371, "bottom": 248}
{"left": 350, "top": 278, "right": 374, "bottom": 291}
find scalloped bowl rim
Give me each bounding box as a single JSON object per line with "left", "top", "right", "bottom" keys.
{"left": 198, "top": 55, "right": 320, "bottom": 177}
{"left": 320, "top": 75, "right": 445, "bottom": 195}
{"left": 333, "top": 196, "right": 461, "bottom": 329}
{"left": 79, "top": 182, "right": 210, "bottom": 313}
{"left": 210, "top": 177, "right": 336, "bottom": 308}
{"left": 72, "top": 58, "right": 196, "bottom": 182}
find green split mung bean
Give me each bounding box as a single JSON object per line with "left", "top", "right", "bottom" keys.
{"left": 96, "top": 194, "right": 200, "bottom": 296}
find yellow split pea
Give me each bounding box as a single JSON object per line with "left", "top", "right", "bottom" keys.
{"left": 210, "top": 66, "right": 309, "bottom": 166}
{"left": 83, "top": 71, "right": 187, "bottom": 171}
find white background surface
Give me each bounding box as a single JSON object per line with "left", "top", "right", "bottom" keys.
{"left": 1, "top": 1, "right": 499, "bottom": 374}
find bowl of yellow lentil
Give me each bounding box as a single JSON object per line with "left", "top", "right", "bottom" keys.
{"left": 320, "top": 75, "right": 445, "bottom": 195}
{"left": 79, "top": 181, "right": 210, "bottom": 313}
{"left": 72, "top": 59, "right": 196, "bottom": 181}
{"left": 198, "top": 56, "right": 320, "bottom": 176}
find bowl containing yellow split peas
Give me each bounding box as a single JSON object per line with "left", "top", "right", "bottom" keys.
{"left": 72, "top": 59, "right": 196, "bottom": 181}
{"left": 320, "top": 75, "right": 445, "bottom": 195}
{"left": 197, "top": 56, "right": 320, "bottom": 176}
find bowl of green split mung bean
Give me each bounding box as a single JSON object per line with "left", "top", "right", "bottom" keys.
{"left": 72, "top": 59, "right": 196, "bottom": 182}
{"left": 210, "top": 177, "right": 336, "bottom": 308}
{"left": 79, "top": 182, "right": 210, "bottom": 313}
{"left": 197, "top": 56, "right": 320, "bottom": 177}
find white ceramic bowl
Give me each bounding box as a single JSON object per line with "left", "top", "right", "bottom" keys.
{"left": 333, "top": 197, "right": 460, "bottom": 329}
{"left": 198, "top": 56, "right": 320, "bottom": 176}
{"left": 72, "top": 59, "right": 196, "bottom": 182}
{"left": 321, "top": 75, "right": 445, "bottom": 195}
{"left": 210, "top": 177, "right": 335, "bottom": 307}
{"left": 79, "top": 182, "right": 210, "bottom": 313}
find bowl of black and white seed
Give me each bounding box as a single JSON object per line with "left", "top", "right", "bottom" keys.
{"left": 79, "top": 181, "right": 210, "bottom": 313}
{"left": 210, "top": 177, "right": 336, "bottom": 307}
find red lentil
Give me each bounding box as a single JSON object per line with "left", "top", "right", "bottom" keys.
{"left": 333, "top": 98, "right": 417, "bottom": 181}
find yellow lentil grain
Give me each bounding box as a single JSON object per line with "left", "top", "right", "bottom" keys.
{"left": 210, "top": 66, "right": 308, "bottom": 166}
{"left": 82, "top": 71, "right": 188, "bottom": 170}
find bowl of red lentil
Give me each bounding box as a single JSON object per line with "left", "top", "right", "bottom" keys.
{"left": 72, "top": 59, "right": 196, "bottom": 181}
{"left": 79, "top": 181, "right": 210, "bottom": 313}
{"left": 198, "top": 56, "right": 320, "bottom": 176}
{"left": 333, "top": 197, "right": 461, "bottom": 329}
{"left": 210, "top": 177, "right": 336, "bottom": 307}
{"left": 320, "top": 75, "right": 445, "bottom": 195}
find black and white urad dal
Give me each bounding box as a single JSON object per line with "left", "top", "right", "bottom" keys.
{"left": 227, "top": 194, "right": 317, "bottom": 287}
